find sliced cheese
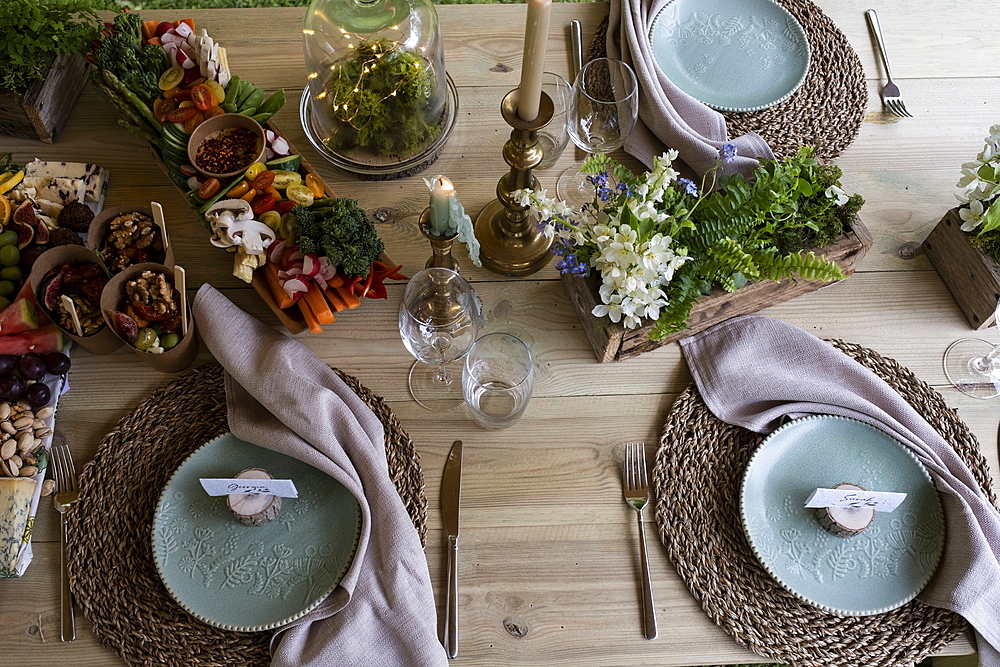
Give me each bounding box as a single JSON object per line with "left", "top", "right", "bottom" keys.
{"left": 36, "top": 178, "right": 87, "bottom": 206}
{"left": 1, "top": 478, "right": 37, "bottom": 576}
{"left": 34, "top": 198, "right": 64, "bottom": 219}
{"left": 24, "top": 160, "right": 107, "bottom": 203}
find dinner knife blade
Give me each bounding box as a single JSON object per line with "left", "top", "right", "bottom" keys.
{"left": 441, "top": 439, "right": 462, "bottom": 659}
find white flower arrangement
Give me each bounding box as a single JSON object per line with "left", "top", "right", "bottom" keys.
{"left": 956, "top": 124, "right": 1000, "bottom": 232}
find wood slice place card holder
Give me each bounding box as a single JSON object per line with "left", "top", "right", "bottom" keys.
{"left": 563, "top": 216, "right": 873, "bottom": 362}
{"left": 922, "top": 207, "right": 1000, "bottom": 330}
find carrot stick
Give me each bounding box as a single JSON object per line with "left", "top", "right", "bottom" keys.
{"left": 323, "top": 286, "right": 348, "bottom": 312}
{"left": 148, "top": 36, "right": 162, "bottom": 46}
{"left": 326, "top": 273, "right": 344, "bottom": 289}
{"left": 303, "top": 283, "right": 336, "bottom": 324}
{"left": 296, "top": 297, "right": 324, "bottom": 333}
{"left": 263, "top": 262, "right": 294, "bottom": 309}
{"left": 335, "top": 284, "right": 361, "bottom": 309}
{"left": 142, "top": 20, "right": 159, "bottom": 42}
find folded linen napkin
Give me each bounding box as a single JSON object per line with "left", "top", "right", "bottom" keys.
{"left": 679, "top": 314, "right": 1000, "bottom": 667}
{"left": 606, "top": 0, "right": 774, "bottom": 178}
{"left": 191, "top": 284, "right": 448, "bottom": 667}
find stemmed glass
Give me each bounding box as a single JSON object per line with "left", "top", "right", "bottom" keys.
{"left": 556, "top": 57, "right": 639, "bottom": 208}
{"left": 943, "top": 298, "right": 1000, "bottom": 399}
{"left": 399, "top": 268, "right": 481, "bottom": 411}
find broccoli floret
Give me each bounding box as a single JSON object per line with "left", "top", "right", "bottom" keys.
{"left": 94, "top": 12, "right": 160, "bottom": 102}
{"left": 140, "top": 43, "right": 169, "bottom": 77}
{"left": 296, "top": 199, "right": 384, "bottom": 277}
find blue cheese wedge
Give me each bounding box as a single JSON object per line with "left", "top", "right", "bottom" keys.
{"left": 36, "top": 178, "right": 87, "bottom": 207}
{"left": 24, "top": 160, "right": 107, "bottom": 203}
{"left": 1, "top": 478, "right": 37, "bottom": 577}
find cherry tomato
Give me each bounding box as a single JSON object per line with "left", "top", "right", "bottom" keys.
{"left": 198, "top": 178, "right": 221, "bottom": 200}
{"left": 251, "top": 193, "right": 276, "bottom": 216}
{"left": 185, "top": 76, "right": 208, "bottom": 90}
{"left": 239, "top": 188, "right": 258, "bottom": 203}
{"left": 153, "top": 99, "right": 175, "bottom": 123}
{"left": 177, "top": 100, "right": 194, "bottom": 109}
{"left": 243, "top": 163, "right": 266, "bottom": 180}
{"left": 251, "top": 170, "right": 275, "bottom": 190}
{"left": 264, "top": 185, "right": 283, "bottom": 201}
{"left": 181, "top": 67, "right": 202, "bottom": 87}
{"left": 174, "top": 88, "right": 192, "bottom": 103}
{"left": 191, "top": 84, "right": 213, "bottom": 112}
{"left": 165, "top": 107, "right": 196, "bottom": 123}
{"left": 205, "top": 81, "right": 226, "bottom": 106}
{"left": 162, "top": 87, "right": 178, "bottom": 100}
{"left": 158, "top": 65, "right": 183, "bottom": 90}
{"left": 226, "top": 180, "right": 251, "bottom": 198}
{"left": 275, "top": 200, "right": 296, "bottom": 214}
{"left": 304, "top": 173, "right": 325, "bottom": 199}
{"left": 203, "top": 105, "right": 225, "bottom": 120}
{"left": 182, "top": 110, "right": 204, "bottom": 134}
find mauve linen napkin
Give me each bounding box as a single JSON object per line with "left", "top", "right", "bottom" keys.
{"left": 606, "top": 0, "right": 774, "bottom": 177}
{"left": 680, "top": 314, "right": 1000, "bottom": 666}
{"left": 191, "top": 284, "right": 448, "bottom": 667}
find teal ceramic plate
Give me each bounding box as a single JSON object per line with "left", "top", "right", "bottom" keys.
{"left": 152, "top": 433, "right": 361, "bottom": 632}
{"left": 740, "top": 416, "right": 944, "bottom": 616}
{"left": 648, "top": 0, "right": 811, "bottom": 112}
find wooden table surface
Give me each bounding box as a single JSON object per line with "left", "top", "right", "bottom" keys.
{"left": 1, "top": 2, "right": 995, "bottom": 665}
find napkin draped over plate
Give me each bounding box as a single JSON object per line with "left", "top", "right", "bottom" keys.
{"left": 606, "top": 0, "right": 774, "bottom": 177}
{"left": 680, "top": 315, "right": 1000, "bottom": 666}
{"left": 192, "top": 285, "right": 448, "bottom": 667}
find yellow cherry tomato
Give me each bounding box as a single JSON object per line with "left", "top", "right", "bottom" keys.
{"left": 239, "top": 188, "right": 258, "bottom": 203}
{"left": 226, "top": 180, "right": 251, "bottom": 198}
{"left": 304, "top": 173, "right": 324, "bottom": 199}
{"left": 264, "top": 185, "right": 283, "bottom": 202}
{"left": 244, "top": 163, "right": 267, "bottom": 180}
{"left": 158, "top": 66, "right": 184, "bottom": 90}
{"left": 259, "top": 210, "right": 281, "bottom": 230}
{"left": 286, "top": 183, "right": 314, "bottom": 207}
{"left": 205, "top": 80, "right": 226, "bottom": 106}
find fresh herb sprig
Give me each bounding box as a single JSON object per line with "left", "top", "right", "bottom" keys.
{"left": 0, "top": 0, "right": 111, "bottom": 96}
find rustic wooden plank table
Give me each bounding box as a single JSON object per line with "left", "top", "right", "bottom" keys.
{"left": 0, "top": 2, "right": 995, "bottom": 665}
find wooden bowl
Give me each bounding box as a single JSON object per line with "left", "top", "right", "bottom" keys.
{"left": 187, "top": 113, "right": 265, "bottom": 181}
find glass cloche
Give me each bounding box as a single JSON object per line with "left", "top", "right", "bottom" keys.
{"left": 301, "top": 0, "right": 457, "bottom": 178}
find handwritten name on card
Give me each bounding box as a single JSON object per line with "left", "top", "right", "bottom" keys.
{"left": 804, "top": 488, "right": 906, "bottom": 513}
{"left": 199, "top": 478, "right": 299, "bottom": 498}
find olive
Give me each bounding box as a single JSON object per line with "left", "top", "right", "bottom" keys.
{"left": 160, "top": 333, "right": 180, "bottom": 350}
{"left": 134, "top": 327, "right": 158, "bottom": 351}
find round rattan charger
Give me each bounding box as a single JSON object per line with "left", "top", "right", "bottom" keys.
{"left": 66, "top": 363, "right": 427, "bottom": 666}
{"left": 589, "top": 0, "right": 868, "bottom": 160}
{"left": 654, "top": 340, "right": 996, "bottom": 667}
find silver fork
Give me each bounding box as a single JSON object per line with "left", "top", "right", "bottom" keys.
{"left": 51, "top": 444, "right": 79, "bottom": 642}
{"left": 622, "top": 442, "right": 657, "bottom": 640}
{"left": 865, "top": 9, "right": 912, "bottom": 118}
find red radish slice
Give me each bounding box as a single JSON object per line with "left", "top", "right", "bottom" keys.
{"left": 302, "top": 254, "right": 321, "bottom": 277}
{"left": 272, "top": 137, "right": 290, "bottom": 155}
{"left": 187, "top": 176, "right": 202, "bottom": 190}
{"left": 174, "top": 21, "right": 194, "bottom": 38}
{"left": 267, "top": 238, "right": 286, "bottom": 264}
{"left": 178, "top": 164, "right": 198, "bottom": 177}
{"left": 283, "top": 276, "right": 309, "bottom": 299}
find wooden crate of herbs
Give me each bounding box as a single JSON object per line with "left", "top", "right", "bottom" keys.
{"left": 562, "top": 216, "right": 873, "bottom": 362}
{"left": 0, "top": 54, "right": 89, "bottom": 143}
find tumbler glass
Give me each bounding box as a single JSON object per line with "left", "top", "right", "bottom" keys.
{"left": 462, "top": 333, "right": 533, "bottom": 429}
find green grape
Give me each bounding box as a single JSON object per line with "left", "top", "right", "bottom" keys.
{"left": 160, "top": 333, "right": 180, "bottom": 350}
{"left": 134, "top": 327, "right": 158, "bottom": 351}
{"left": 0, "top": 245, "right": 19, "bottom": 267}
{"left": 0, "top": 296, "right": 11, "bottom": 311}
{"left": 0, "top": 230, "right": 17, "bottom": 247}
{"left": 0, "top": 266, "right": 22, "bottom": 282}
{"left": 0, "top": 281, "right": 15, "bottom": 298}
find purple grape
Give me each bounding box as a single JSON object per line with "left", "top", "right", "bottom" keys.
{"left": 0, "top": 374, "right": 24, "bottom": 401}
{"left": 44, "top": 352, "right": 71, "bottom": 376}
{"left": 0, "top": 355, "right": 15, "bottom": 375}
{"left": 17, "top": 354, "right": 46, "bottom": 381}
{"left": 24, "top": 383, "right": 51, "bottom": 408}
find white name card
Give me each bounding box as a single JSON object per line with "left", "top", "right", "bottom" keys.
{"left": 199, "top": 478, "right": 299, "bottom": 498}
{"left": 804, "top": 487, "right": 906, "bottom": 513}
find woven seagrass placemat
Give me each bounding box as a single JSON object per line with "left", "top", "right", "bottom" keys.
{"left": 66, "top": 363, "right": 427, "bottom": 667}
{"left": 654, "top": 340, "right": 996, "bottom": 667}
{"left": 590, "top": 0, "right": 868, "bottom": 160}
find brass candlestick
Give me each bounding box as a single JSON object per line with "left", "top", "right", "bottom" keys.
{"left": 474, "top": 90, "right": 555, "bottom": 277}
{"left": 420, "top": 208, "right": 459, "bottom": 271}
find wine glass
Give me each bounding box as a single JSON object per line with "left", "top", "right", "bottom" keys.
{"left": 556, "top": 58, "right": 639, "bottom": 208}
{"left": 943, "top": 298, "right": 1000, "bottom": 399}
{"left": 399, "top": 267, "right": 481, "bottom": 411}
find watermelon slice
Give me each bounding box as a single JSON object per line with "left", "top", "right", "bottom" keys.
{"left": 0, "top": 324, "right": 64, "bottom": 355}
{"left": 0, "top": 297, "right": 38, "bottom": 335}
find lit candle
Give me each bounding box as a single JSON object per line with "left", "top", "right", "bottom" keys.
{"left": 427, "top": 175, "right": 456, "bottom": 235}
{"left": 517, "top": 0, "right": 552, "bottom": 122}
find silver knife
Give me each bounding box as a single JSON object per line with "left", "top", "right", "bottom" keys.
{"left": 569, "top": 20, "right": 583, "bottom": 83}
{"left": 441, "top": 439, "right": 463, "bottom": 659}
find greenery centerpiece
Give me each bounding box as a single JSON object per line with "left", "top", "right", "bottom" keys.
{"left": 953, "top": 124, "right": 1000, "bottom": 260}
{"left": 518, "top": 145, "right": 864, "bottom": 340}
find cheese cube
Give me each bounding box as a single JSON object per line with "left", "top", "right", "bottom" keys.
{"left": 1, "top": 478, "right": 37, "bottom": 576}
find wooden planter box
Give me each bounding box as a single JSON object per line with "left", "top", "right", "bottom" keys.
{"left": 562, "top": 217, "right": 874, "bottom": 362}
{"left": 0, "top": 54, "right": 89, "bottom": 143}
{"left": 922, "top": 207, "right": 1000, "bottom": 329}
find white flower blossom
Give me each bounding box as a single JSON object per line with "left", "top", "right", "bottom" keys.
{"left": 959, "top": 198, "right": 985, "bottom": 232}
{"left": 825, "top": 185, "right": 849, "bottom": 206}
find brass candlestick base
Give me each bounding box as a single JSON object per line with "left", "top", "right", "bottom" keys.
{"left": 420, "top": 208, "right": 459, "bottom": 271}
{"left": 474, "top": 90, "right": 555, "bottom": 277}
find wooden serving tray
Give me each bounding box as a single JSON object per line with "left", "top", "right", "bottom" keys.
{"left": 922, "top": 207, "right": 1000, "bottom": 330}
{"left": 561, "top": 216, "right": 874, "bottom": 362}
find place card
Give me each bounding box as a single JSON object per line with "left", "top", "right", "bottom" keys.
{"left": 805, "top": 487, "right": 906, "bottom": 513}
{"left": 199, "top": 478, "right": 299, "bottom": 498}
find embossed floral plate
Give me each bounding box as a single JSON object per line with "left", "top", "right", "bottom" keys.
{"left": 152, "top": 433, "right": 361, "bottom": 632}
{"left": 740, "top": 415, "right": 944, "bottom": 616}
{"left": 648, "top": 0, "right": 811, "bottom": 112}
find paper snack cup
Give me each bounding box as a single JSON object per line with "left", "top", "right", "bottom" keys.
{"left": 87, "top": 204, "right": 175, "bottom": 275}
{"left": 101, "top": 262, "right": 199, "bottom": 373}
{"left": 28, "top": 245, "right": 123, "bottom": 354}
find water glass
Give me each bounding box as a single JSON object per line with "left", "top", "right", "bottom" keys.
{"left": 535, "top": 72, "right": 571, "bottom": 170}
{"left": 462, "top": 333, "right": 533, "bottom": 430}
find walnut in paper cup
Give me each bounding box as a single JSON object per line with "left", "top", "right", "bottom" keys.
{"left": 28, "top": 245, "right": 123, "bottom": 355}
{"left": 87, "top": 204, "right": 174, "bottom": 276}
{"left": 101, "top": 262, "right": 198, "bottom": 373}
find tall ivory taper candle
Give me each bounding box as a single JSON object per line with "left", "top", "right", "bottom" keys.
{"left": 517, "top": 0, "right": 552, "bottom": 122}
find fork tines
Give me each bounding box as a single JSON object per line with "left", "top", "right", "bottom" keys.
{"left": 885, "top": 98, "right": 912, "bottom": 118}
{"left": 623, "top": 442, "right": 648, "bottom": 495}
{"left": 52, "top": 445, "right": 78, "bottom": 494}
